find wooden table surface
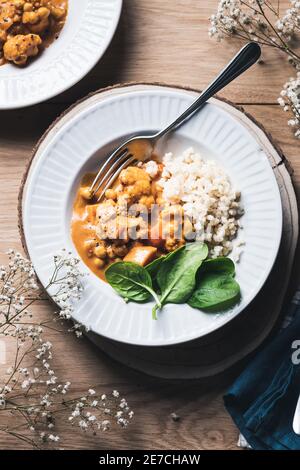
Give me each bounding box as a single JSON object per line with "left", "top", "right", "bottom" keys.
{"left": 1, "top": 0, "right": 299, "bottom": 450}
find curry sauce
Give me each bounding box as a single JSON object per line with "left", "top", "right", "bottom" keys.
{"left": 72, "top": 173, "right": 109, "bottom": 281}
{"left": 71, "top": 163, "right": 191, "bottom": 281}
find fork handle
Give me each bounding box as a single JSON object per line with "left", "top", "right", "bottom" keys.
{"left": 155, "top": 42, "right": 261, "bottom": 139}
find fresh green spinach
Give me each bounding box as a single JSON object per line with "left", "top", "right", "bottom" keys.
{"left": 188, "top": 257, "right": 240, "bottom": 311}
{"left": 105, "top": 246, "right": 241, "bottom": 320}
{"left": 146, "top": 246, "right": 184, "bottom": 284}
{"left": 146, "top": 255, "right": 166, "bottom": 279}
{"left": 202, "top": 256, "right": 235, "bottom": 275}
{"left": 105, "top": 262, "right": 161, "bottom": 307}
{"left": 153, "top": 243, "right": 209, "bottom": 319}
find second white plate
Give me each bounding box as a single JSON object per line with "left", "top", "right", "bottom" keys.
{"left": 0, "top": 0, "right": 122, "bottom": 109}
{"left": 22, "top": 85, "right": 282, "bottom": 346}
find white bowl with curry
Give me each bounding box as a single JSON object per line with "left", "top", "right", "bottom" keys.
{"left": 22, "top": 85, "right": 282, "bottom": 346}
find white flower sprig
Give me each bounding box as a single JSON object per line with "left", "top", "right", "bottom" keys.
{"left": 209, "top": 0, "right": 300, "bottom": 138}
{"left": 278, "top": 72, "right": 300, "bottom": 137}
{"left": 277, "top": 0, "right": 300, "bottom": 40}
{"left": 209, "top": 0, "right": 300, "bottom": 61}
{"left": 0, "top": 250, "right": 133, "bottom": 449}
{"left": 68, "top": 390, "right": 134, "bottom": 433}
{"left": 49, "top": 250, "right": 86, "bottom": 337}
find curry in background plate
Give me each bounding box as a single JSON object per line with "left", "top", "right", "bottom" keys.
{"left": 0, "top": 0, "right": 68, "bottom": 66}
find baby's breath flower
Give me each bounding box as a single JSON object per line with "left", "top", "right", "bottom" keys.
{"left": 79, "top": 420, "right": 88, "bottom": 430}
{"left": 278, "top": 72, "right": 300, "bottom": 138}
{"left": 0, "top": 250, "right": 133, "bottom": 448}
{"left": 277, "top": 1, "right": 300, "bottom": 39}
{"left": 101, "top": 420, "right": 110, "bottom": 431}
{"left": 209, "top": 1, "right": 300, "bottom": 139}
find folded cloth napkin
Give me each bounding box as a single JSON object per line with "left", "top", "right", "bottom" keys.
{"left": 224, "top": 291, "right": 300, "bottom": 450}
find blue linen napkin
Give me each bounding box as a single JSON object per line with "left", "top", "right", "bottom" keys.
{"left": 224, "top": 291, "right": 300, "bottom": 450}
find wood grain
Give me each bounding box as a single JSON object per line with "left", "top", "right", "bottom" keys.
{"left": 0, "top": 0, "right": 299, "bottom": 450}
{"left": 48, "top": 0, "right": 296, "bottom": 105}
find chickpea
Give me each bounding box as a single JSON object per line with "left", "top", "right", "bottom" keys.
{"left": 155, "top": 197, "right": 164, "bottom": 205}
{"left": 94, "top": 258, "right": 105, "bottom": 269}
{"left": 106, "top": 245, "right": 117, "bottom": 259}
{"left": 80, "top": 187, "right": 93, "bottom": 200}
{"left": 84, "top": 239, "right": 97, "bottom": 257}
{"left": 24, "top": 2, "right": 33, "bottom": 11}
{"left": 13, "top": 0, "right": 26, "bottom": 9}
{"left": 39, "top": 6, "right": 49, "bottom": 16}
{"left": 93, "top": 245, "right": 107, "bottom": 259}
{"left": 50, "top": 6, "right": 66, "bottom": 20}
{"left": 165, "top": 238, "right": 184, "bottom": 252}
{"left": 105, "top": 188, "right": 117, "bottom": 200}
{"left": 112, "top": 243, "right": 129, "bottom": 258}
{"left": 139, "top": 195, "right": 155, "bottom": 209}
{"left": 23, "top": 11, "right": 39, "bottom": 24}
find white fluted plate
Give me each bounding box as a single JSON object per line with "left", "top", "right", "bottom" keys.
{"left": 22, "top": 85, "right": 283, "bottom": 346}
{"left": 0, "top": 0, "right": 122, "bottom": 109}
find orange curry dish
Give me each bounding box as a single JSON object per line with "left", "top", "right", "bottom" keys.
{"left": 0, "top": 0, "right": 68, "bottom": 66}
{"left": 71, "top": 162, "right": 195, "bottom": 281}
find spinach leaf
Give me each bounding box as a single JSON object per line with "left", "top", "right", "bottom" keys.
{"left": 106, "top": 262, "right": 161, "bottom": 308}
{"left": 202, "top": 256, "right": 235, "bottom": 276}
{"left": 146, "top": 246, "right": 185, "bottom": 282}
{"left": 146, "top": 255, "right": 166, "bottom": 279}
{"left": 188, "top": 261, "right": 240, "bottom": 311}
{"left": 153, "top": 243, "right": 208, "bottom": 318}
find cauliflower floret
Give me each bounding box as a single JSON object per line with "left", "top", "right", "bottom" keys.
{"left": 3, "top": 33, "right": 42, "bottom": 65}
{"left": 120, "top": 166, "right": 150, "bottom": 186}
{"left": 41, "top": 0, "right": 66, "bottom": 20}
{"left": 119, "top": 166, "right": 151, "bottom": 202}
{"left": 126, "top": 180, "right": 151, "bottom": 199}
{"left": 22, "top": 7, "right": 50, "bottom": 34}
{"left": 0, "top": 4, "right": 18, "bottom": 32}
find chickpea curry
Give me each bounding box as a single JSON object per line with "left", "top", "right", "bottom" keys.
{"left": 0, "top": 0, "right": 68, "bottom": 66}
{"left": 71, "top": 161, "right": 195, "bottom": 281}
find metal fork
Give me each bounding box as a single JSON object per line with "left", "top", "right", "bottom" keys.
{"left": 89, "top": 42, "right": 261, "bottom": 201}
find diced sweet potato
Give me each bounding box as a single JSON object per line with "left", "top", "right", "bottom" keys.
{"left": 123, "top": 246, "right": 157, "bottom": 266}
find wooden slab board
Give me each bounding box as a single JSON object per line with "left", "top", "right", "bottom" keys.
{"left": 19, "top": 83, "right": 299, "bottom": 380}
